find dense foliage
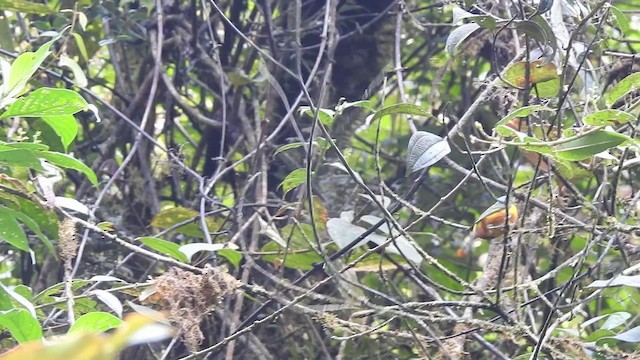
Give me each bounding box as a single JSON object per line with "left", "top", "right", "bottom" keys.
{"left": 0, "top": 0, "right": 640, "bottom": 359}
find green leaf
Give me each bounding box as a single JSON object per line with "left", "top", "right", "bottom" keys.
{"left": 604, "top": 72, "right": 640, "bottom": 107}
{"left": 445, "top": 23, "right": 481, "bottom": 55}
{"left": 71, "top": 32, "right": 89, "bottom": 62}
{"left": 365, "top": 103, "right": 431, "bottom": 127}
{"left": 279, "top": 168, "right": 307, "bottom": 194}
{"left": 0, "top": 0, "right": 54, "bottom": 14}
{"left": 68, "top": 311, "right": 123, "bottom": 333}
{"left": 555, "top": 130, "right": 629, "bottom": 161}
{"left": 299, "top": 106, "right": 335, "bottom": 126}
{"left": 274, "top": 142, "right": 306, "bottom": 156}
{"left": 609, "top": 5, "right": 630, "bottom": 34}
{"left": 495, "top": 105, "right": 554, "bottom": 136}
{"left": 150, "top": 207, "right": 223, "bottom": 238}
{"left": 260, "top": 241, "right": 322, "bottom": 270}
{"left": 582, "top": 110, "right": 636, "bottom": 126}
{"left": 0, "top": 207, "right": 30, "bottom": 251}
{"left": 0, "top": 141, "right": 49, "bottom": 151}
{"left": 260, "top": 223, "right": 322, "bottom": 270}
{"left": 515, "top": 16, "right": 557, "bottom": 58}
{"left": 502, "top": 60, "right": 560, "bottom": 98}
{"left": 0, "top": 309, "right": 42, "bottom": 343}
{"left": 4, "top": 36, "right": 58, "bottom": 99}
{"left": 42, "top": 115, "right": 79, "bottom": 151}
{"left": 0, "top": 148, "right": 45, "bottom": 171}
{"left": 139, "top": 237, "right": 188, "bottom": 263}
{"left": 35, "top": 151, "right": 98, "bottom": 185}
{"left": 1, "top": 88, "right": 89, "bottom": 118}
{"left": 218, "top": 249, "right": 243, "bottom": 269}
{"left": 0, "top": 205, "right": 54, "bottom": 253}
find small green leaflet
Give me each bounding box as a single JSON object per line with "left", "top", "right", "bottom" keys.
{"left": 139, "top": 237, "right": 189, "bottom": 263}
{"left": 279, "top": 168, "right": 308, "bottom": 194}
{"left": 365, "top": 103, "right": 431, "bottom": 127}
{"left": 0, "top": 208, "right": 30, "bottom": 251}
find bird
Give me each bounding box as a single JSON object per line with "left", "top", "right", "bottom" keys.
{"left": 473, "top": 196, "right": 518, "bottom": 240}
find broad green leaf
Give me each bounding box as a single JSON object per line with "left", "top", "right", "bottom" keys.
{"left": 150, "top": 207, "right": 223, "bottom": 238}
{"left": 35, "top": 151, "right": 97, "bottom": 185}
{"left": 260, "top": 241, "right": 322, "bottom": 270}
{"left": 609, "top": 5, "right": 630, "bottom": 34}
{"left": 0, "top": 208, "right": 30, "bottom": 251}
{"left": 279, "top": 168, "right": 308, "bottom": 194}
{"left": 4, "top": 36, "right": 58, "bottom": 99}
{"left": 365, "top": 103, "right": 431, "bottom": 128}
{"left": 0, "top": 283, "right": 36, "bottom": 317}
{"left": 1, "top": 88, "right": 88, "bottom": 118}
{"left": 68, "top": 312, "right": 123, "bottom": 334}
{"left": 71, "top": 33, "right": 89, "bottom": 62}
{"left": 274, "top": 142, "right": 306, "bottom": 156}
{"left": 218, "top": 249, "right": 243, "bottom": 269}
{"left": 0, "top": 142, "right": 49, "bottom": 151}
{"left": 582, "top": 110, "right": 636, "bottom": 126}
{"left": 260, "top": 223, "right": 322, "bottom": 270}
{"left": 445, "top": 23, "right": 481, "bottom": 55}
{"left": 42, "top": 115, "right": 79, "bottom": 151}
{"left": 0, "top": 309, "right": 42, "bottom": 343}
{"left": 0, "top": 148, "right": 44, "bottom": 171}
{"left": 532, "top": 77, "right": 561, "bottom": 98}
{"left": 179, "top": 243, "right": 226, "bottom": 262}
{"left": 604, "top": 72, "right": 640, "bottom": 107}
{"left": 514, "top": 16, "right": 557, "bottom": 57}
{"left": 0, "top": 0, "right": 54, "bottom": 14}
{"left": 138, "top": 237, "right": 188, "bottom": 263}
{"left": 555, "top": 130, "right": 628, "bottom": 161}
{"left": 502, "top": 60, "right": 560, "bottom": 97}
{"left": 0, "top": 205, "right": 53, "bottom": 253}
{"left": 32, "top": 280, "right": 92, "bottom": 305}
{"left": 406, "top": 131, "right": 450, "bottom": 173}
{"left": 495, "top": 105, "right": 554, "bottom": 136}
